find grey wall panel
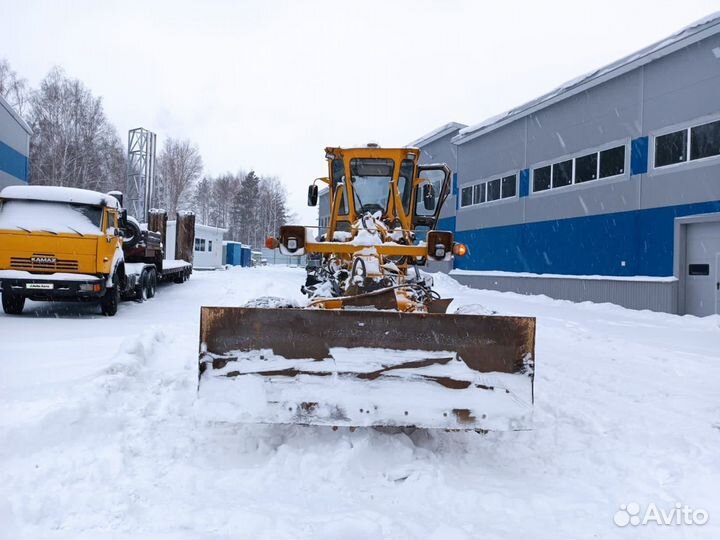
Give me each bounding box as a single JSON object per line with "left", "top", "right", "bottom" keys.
{"left": 418, "top": 135, "right": 458, "bottom": 169}
{"left": 0, "top": 170, "right": 24, "bottom": 189}
{"left": 526, "top": 70, "right": 643, "bottom": 165}
{"left": 452, "top": 273, "right": 678, "bottom": 313}
{"left": 454, "top": 36, "right": 720, "bottom": 232}
{"left": 457, "top": 119, "right": 526, "bottom": 183}
{"left": 643, "top": 35, "right": 720, "bottom": 132}
{"left": 524, "top": 175, "right": 639, "bottom": 224}
{"left": 0, "top": 104, "right": 30, "bottom": 156}
{"left": 642, "top": 162, "right": 720, "bottom": 209}
{"left": 457, "top": 198, "right": 525, "bottom": 230}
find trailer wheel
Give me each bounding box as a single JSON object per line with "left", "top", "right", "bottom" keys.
{"left": 134, "top": 270, "right": 148, "bottom": 302}
{"left": 146, "top": 269, "right": 157, "bottom": 298}
{"left": 100, "top": 285, "right": 119, "bottom": 316}
{"left": 1, "top": 290, "right": 25, "bottom": 315}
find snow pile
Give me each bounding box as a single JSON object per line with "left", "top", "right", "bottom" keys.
{"left": 1, "top": 266, "right": 719, "bottom": 539}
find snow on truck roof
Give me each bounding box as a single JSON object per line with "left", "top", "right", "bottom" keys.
{"left": 0, "top": 186, "right": 121, "bottom": 209}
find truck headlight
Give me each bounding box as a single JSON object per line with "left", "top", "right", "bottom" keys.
{"left": 287, "top": 237, "right": 298, "bottom": 251}
{"left": 79, "top": 283, "right": 102, "bottom": 292}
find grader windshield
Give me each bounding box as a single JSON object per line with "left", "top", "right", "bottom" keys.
{"left": 348, "top": 158, "right": 413, "bottom": 216}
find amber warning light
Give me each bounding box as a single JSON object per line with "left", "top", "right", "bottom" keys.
{"left": 453, "top": 243, "right": 467, "bottom": 257}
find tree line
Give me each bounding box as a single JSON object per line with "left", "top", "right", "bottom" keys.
{"left": 0, "top": 59, "right": 290, "bottom": 246}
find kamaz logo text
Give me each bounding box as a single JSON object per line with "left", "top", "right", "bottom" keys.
{"left": 31, "top": 257, "right": 56, "bottom": 264}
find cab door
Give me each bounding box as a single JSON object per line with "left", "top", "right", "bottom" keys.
{"left": 98, "top": 208, "right": 120, "bottom": 274}
{"left": 413, "top": 164, "right": 451, "bottom": 232}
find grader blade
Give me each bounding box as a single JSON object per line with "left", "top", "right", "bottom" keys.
{"left": 198, "top": 307, "right": 535, "bottom": 430}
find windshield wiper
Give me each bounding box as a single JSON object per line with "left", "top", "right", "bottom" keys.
{"left": 40, "top": 229, "right": 58, "bottom": 235}
{"left": 67, "top": 226, "right": 85, "bottom": 237}
{"left": 15, "top": 225, "right": 31, "bottom": 233}
{"left": 353, "top": 186, "right": 366, "bottom": 213}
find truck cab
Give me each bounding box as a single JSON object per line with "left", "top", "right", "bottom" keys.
{"left": 0, "top": 185, "right": 125, "bottom": 315}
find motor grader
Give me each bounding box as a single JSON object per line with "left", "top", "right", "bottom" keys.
{"left": 198, "top": 146, "right": 536, "bottom": 430}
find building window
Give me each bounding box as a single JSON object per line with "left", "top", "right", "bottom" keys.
{"left": 575, "top": 152, "right": 597, "bottom": 183}
{"left": 599, "top": 145, "right": 625, "bottom": 178}
{"left": 208, "top": 240, "right": 213, "bottom": 252}
{"left": 194, "top": 238, "right": 206, "bottom": 252}
{"left": 655, "top": 130, "right": 687, "bottom": 167}
{"left": 501, "top": 175, "right": 516, "bottom": 198}
{"left": 690, "top": 119, "right": 720, "bottom": 161}
{"left": 531, "top": 143, "right": 628, "bottom": 194}
{"left": 461, "top": 172, "right": 518, "bottom": 207}
{"left": 552, "top": 159, "right": 573, "bottom": 188}
{"left": 533, "top": 166, "right": 551, "bottom": 192}
{"left": 486, "top": 178, "right": 501, "bottom": 201}
{"left": 473, "top": 183, "right": 485, "bottom": 204}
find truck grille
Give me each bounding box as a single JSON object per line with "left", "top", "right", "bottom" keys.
{"left": 10, "top": 254, "right": 80, "bottom": 272}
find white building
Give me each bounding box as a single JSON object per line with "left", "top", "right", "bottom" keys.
{"left": 166, "top": 221, "right": 227, "bottom": 269}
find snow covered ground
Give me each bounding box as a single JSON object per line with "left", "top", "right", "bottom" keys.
{"left": 1, "top": 266, "right": 718, "bottom": 539}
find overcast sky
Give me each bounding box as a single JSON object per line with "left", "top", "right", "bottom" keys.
{"left": 1, "top": 0, "right": 718, "bottom": 223}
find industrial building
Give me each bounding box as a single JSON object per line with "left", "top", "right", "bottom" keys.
{"left": 409, "top": 14, "right": 720, "bottom": 316}
{"left": 0, "top": 94, "right": 31, "bottom": 190}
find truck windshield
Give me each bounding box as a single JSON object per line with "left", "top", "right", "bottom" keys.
{"left": 0, "top": 199, "right": 104, "bottom": 235}
{"left": 350, "top": 158, "right": 394, "bottom": 215}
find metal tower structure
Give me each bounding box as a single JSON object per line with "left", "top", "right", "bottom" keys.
{"left": 126, "top": 127, "right": 157, "bottom": 221}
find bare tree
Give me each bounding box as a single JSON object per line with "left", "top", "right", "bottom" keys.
{"left": 258, "top": 175, "right": 289, "bottom": 243}
{"left": 192, "top": 176, "right": 213, "bottom": 225}
{"left": 157, "top": 138, "right": 203, "bottom": 217}
{"left": 210, "top": 172, "right": 242, "bottom": 230}
{"left": 27, "top": 67, "right": 125, "bottom": 191}
{"left": 0, "top": 59, "right": 29, "bottom": 117}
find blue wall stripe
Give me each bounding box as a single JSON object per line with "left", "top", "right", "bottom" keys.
{"left": 454, "top": 200, "right": 720, "bottom": 277}
{"left": 631, "top": 136, "right": 648, "bottom": 176}
{"left": 0, "top": 141, "right": 28, "bottom": 182}
{"left": 437, "top": 216, "right": 456, "bottom": 233}
{"left": 519, "top": 169, "right": 530, "bottom": 197}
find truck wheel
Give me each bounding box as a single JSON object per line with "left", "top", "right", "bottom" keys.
{"left": 100, "top": 286, "right": 119, "bottom": 316}
{"left": 134, "top": 270, "right": 148, "bottom": 302}
{"left": 1, "top": 290, "right": 25, "bottom": 315}
{"left": 146, "top": 269, "right": 157, "bottom": 298}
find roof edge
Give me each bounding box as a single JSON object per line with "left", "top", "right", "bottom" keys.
{"left": 453, "top": 11, "right": 720, "bottom": 145}
{"left": 406, "top": 121, "right": 467, "bottom": 148}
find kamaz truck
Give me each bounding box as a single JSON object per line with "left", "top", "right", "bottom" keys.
{"left": 0, "top": 185, "right": 192, "bottom": 316}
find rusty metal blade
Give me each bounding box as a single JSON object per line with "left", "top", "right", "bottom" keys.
{"left": 200, "top": 307, "right": 535, "bottom": 374}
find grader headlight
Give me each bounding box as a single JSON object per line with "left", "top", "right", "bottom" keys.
{"left": 279, "top": 225, "right": 306, "bottom": 256}
{"left": 427, "top": 231, "right": 453, "bottom": 261}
